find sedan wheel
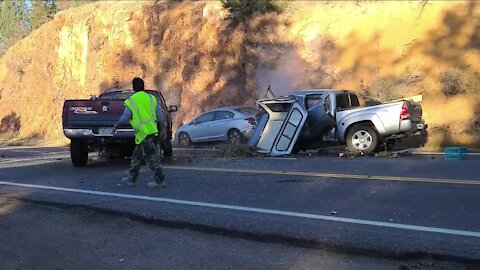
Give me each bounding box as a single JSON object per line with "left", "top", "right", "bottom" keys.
{"left": 178, "top": 132, "right": 191, "bottom": 147}
{"left": 228, "top": 129, "right": 243, "bottom": 144}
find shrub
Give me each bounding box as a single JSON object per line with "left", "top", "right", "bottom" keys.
{"left": 463, "top": 71, "right": 480, "bottom": 95}
{"left": 440, "top": 69, "right": 464, "bottom": 96}
{"left": 221, "top": 0, "right": 280, "bottom": 24}
{"left": 367, "top": 78, "right": 403, "bottom": 102}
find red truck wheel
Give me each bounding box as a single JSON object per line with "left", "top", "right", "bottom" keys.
{"left": 70, "top": 140, "right": 88, "bottom": 167}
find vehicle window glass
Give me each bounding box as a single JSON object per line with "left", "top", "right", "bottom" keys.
{"left": 99, "top": 92, "right": 132, "bottom": 100}
{"left": 214, "top": 111, "right": 235, "bottom": 121}
{"left": 195, "top": 112, "right": 215, "bottom": 123}
{"left": 350, "top": 94, "right": 360, "bottom": 107}
{"left": 305, "top": 94, "right": 323, "bottom": 110}
{"left": 266, "top": 103, "right": 292, "bottom": 112}
{"left": 336, "top": 94, "right": 351, "bottom": 111}
{"left": 324, "top": 96, "right": 332, "bottom": 114}
{"left": 235, "top": 107, "right": 259, "bottom": 115}
{"left": 149, "top": 92, "right": 168, "bottom": 113}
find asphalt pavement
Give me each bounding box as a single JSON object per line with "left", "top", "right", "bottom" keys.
{"left": 0, "top": 146, "right": 479, "bottom": 267}
{"left": 3, "top": 198, "right": 471, "bottom": 270}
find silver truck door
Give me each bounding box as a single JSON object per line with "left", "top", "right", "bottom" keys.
{"left": 301, "top": 94, "right": 337, "bottom": 141}
{"left": 254, "top": 97, "right": 307, "bottom": 156}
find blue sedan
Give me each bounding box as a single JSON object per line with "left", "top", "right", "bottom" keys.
{"left": 175, "top": 106, "right": 258, "bottom": 146}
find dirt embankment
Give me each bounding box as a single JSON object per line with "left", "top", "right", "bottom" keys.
{"left": 0, "top": 1, "right": 258, "bottom": 144}
{"left": 0, "top": 1, "right": 478, "bottom": 148}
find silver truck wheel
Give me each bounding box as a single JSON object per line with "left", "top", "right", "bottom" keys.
{"left": 352, "top": 130, "right": 373, "bottom": 150}
{"left": 346, "top": 125, "right": 378, "bottom": 154}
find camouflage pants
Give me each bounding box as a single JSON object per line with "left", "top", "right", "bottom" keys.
{"left": 128, "top": 135, "right": 164, "bottom": 183}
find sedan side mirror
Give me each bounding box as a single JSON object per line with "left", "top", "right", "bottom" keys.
{"left": 168, "top": 105, "right": 178, "bottom": 113}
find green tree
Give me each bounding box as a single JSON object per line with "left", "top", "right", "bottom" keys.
{"left": 29, "top": 0, "right": 57, "bottom": 30}
{"left": 0, "top": 0, "right": 100, "bottom": 56}
{"left": 0, "top": 0, "right": 29, "bottom": 54}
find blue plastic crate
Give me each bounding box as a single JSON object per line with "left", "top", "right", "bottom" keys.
{"left": 444, "top": 147, "right": 468, "bottom": 160}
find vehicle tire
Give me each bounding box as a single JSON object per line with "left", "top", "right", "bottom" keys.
{"left": 178, "top": 132, "right": 191, "bottom": 147}
{"left": 346, "top": 124, "right": 379, "bottom": 154}
{"left": 70, "top": 140, "right": 88, "bottom": 167}
{"left": 162, "top": 141, "right": 173, "bottom": 157}
{"left": 227, "top": 129, "right": 243, "bottom": 144}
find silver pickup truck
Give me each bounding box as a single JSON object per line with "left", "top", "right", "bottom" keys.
{"left": 248, "top": 89, "right": 426, "bottom": 155}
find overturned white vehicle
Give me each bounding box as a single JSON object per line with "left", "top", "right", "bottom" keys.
{"left": 248, "top": 90, "right": 427, "bottom": 156}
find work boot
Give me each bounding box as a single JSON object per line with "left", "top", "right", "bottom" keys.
{"left": 147, "top": 175, "right": 166, "bottom": 188}
{"left": 121, "top": 177, "right": 136, "bottom": 187}
{"left": 147, "top": 181, "right": 166, "bottom": 188}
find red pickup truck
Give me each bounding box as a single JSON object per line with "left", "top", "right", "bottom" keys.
{"left": 62, "top": 89, "right": 178, "bottom": 167}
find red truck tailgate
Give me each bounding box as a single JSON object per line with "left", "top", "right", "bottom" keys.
{"left": 63, "top": 100, "right": 127, "bottom": 128}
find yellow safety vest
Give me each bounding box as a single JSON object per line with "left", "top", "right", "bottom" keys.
{"left": 125, "top": 91, "right": 158, "bottom": 144}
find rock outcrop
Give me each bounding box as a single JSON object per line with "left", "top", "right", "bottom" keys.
{"left": 0, "top": 1, "right": 478, "bottom": 148}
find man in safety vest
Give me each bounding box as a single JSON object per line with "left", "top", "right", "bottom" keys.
{"left": 112, "top": 77, "right": 166, "bottom": 188}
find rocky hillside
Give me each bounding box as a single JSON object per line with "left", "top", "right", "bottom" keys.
{"left": 0, "top": 1, "right": 478, "bottom": 148}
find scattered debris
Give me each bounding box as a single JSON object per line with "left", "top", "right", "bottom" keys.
{"left": 395, "top": 150, "right": 413, "bottom": 156}
{"left": 374, "top": 151, "right": 390, "bottom": 158}
{"left": 375, "top": 149, "right": 413, "bottom": 158}
{"left": 339, "top": 151, "right": 365, "bottom": 158}
{"left": 216, "top": 144, "right": 260, "bottom": 158}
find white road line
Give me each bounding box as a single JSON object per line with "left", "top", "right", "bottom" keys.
{"left": 1, "top": 181, "right": 479, "bottom": 238}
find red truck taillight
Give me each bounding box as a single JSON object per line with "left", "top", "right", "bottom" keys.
{"left": 245, "top": 117, "right": 256, "bottom": 126}
{"left": 400, "top": 102, "right": 410, "bottom": 120}
{"left": 62, "top": 104, "right": 68, "bottom": 127}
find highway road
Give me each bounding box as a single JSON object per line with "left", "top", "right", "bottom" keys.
{"left": 0, "top": 146, "right": 479, "bottom": 269}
